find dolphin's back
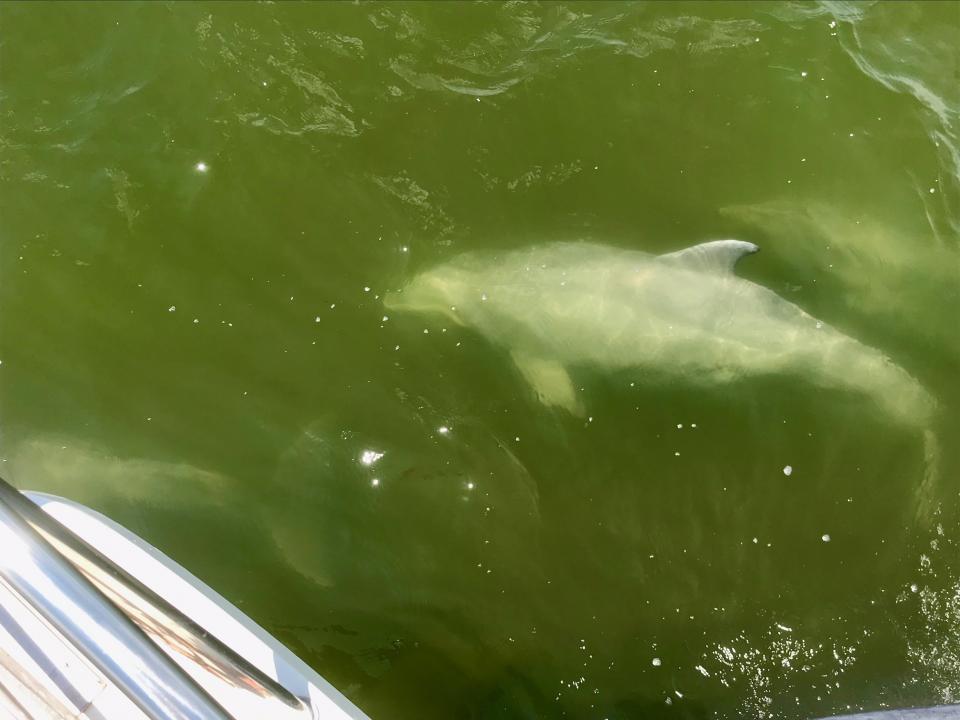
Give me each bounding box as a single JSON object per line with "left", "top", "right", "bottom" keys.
{"left": 445, "top": 242, "right": 800, "bottom": 370}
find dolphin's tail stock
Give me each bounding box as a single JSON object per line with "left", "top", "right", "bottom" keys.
{"left": 829, "top": 346, "right": 941, "bottom": 526}
{"left": 880, "top": 368, "right": 941, "bottom": 527}
{"left": 883, "top": 368, "right": 942, "bottom": 527}
{"left": 914, "top": 428, "right": 942, "bottom": 527}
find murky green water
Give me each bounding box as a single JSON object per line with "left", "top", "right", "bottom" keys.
{"left": 2, "top": 2, "right": 959, "bottom": 717}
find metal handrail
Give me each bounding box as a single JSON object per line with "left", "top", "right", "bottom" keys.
{"left": 0, "top": 475, "right": 313, "bottom": 720}
{"left": 0, "top": 476, "right": 232, "bottom": 719}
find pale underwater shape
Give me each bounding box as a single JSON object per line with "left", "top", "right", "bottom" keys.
{"left": 386, "top": 239, "right": 942, "bottom": 524}
{"left": 385, "top": 240, "right": 936, "bottom": 428}
{"left": 7, "top": 438, "right": 227, "bottom": 505}
{"left": 720, "top": 200, "right": 960, "bottom": 361}
{"left": 4, "top": 413, "right": 549, "bottom": 695}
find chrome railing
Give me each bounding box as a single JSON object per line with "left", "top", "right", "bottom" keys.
{"left": 0, "top": 476, "right": 313, "bottom": 720}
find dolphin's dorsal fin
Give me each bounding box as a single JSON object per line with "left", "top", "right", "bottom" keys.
{"left": 659, "top": 239, "right": 759, "bottom": 274}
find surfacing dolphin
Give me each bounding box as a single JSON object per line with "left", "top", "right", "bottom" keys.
{"left": 385, "top": 240, "right": 935, "bottom": 429}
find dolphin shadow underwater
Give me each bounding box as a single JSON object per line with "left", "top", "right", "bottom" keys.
{"left": 385, "top": 240, "right": 941, "bottom": 519}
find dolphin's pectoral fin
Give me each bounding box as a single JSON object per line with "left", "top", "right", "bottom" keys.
{"left": 659, "top": 239, "right": 759, "bottom": 274}
{"left": 510, "top": 351, "right": 583, "bottom": 416}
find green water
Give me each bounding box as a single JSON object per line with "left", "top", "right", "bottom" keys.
{"left": 1, "top": 1, "right": 959, "bottom": 717}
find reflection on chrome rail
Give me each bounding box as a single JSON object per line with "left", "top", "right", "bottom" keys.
{"left": 0, "top": 476, "right": 369, "bottom": 720}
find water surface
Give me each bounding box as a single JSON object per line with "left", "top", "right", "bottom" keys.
{"left": 1, "top": 2, "right": 959, "bottom": 718}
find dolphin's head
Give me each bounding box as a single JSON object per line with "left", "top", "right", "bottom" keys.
{"left": 383, "top": 267, "right": 469, "bottom": 324}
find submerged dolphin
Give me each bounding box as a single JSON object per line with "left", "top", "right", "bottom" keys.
{"left": 721, "top": 199, "right": 960, "bottom": 360}
{"left": 385, "top": 240, "right": 936, "bottom": 428}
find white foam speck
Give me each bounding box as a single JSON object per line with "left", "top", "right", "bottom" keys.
{"left": 168, "top": 306, "right": 176, "bottom": 312}
{"left": 195, "top": 162, "right": 208, "bottom": 173}
{"left": 652, "top": 657, "right": 662, "bottom": 667}
{"left": 360, "top": 450, "right": 384, "bottom": 466}
{"left": 371, "top": 478, "right": 380, "bottom": 487}
{"left": 438, "top": 426, "right": 449, "bottom": 435}
{"left": 822, "top": 534, "right": 831, "bottom": 543}
{"left": 783, "top": 465, "right": 793, "bottom": 476}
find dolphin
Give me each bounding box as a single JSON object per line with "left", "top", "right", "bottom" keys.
{"left": 720, "top": 199, "right": 960, "bottom": 361}
{"left": 384, "top": 240, "right": 936, "bottom": 430}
